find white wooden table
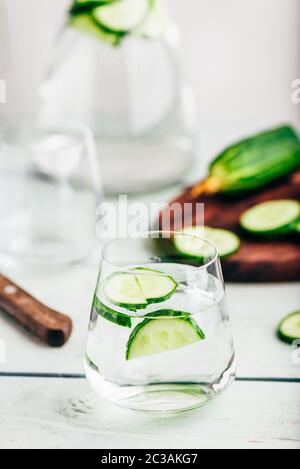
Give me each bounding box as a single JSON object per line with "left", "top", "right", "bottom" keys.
{"left": 0, "top": 124, "right": 299, "bottom": 449}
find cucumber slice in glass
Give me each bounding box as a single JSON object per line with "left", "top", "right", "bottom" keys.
{"left": 104, "top": 269, "right": 178, "bottom": 310}
{"left": 126, "top": 310, "right": 205, "bottom": 360}
{"left": 278, "top": 311, "right": 300, "bottom": 344}
{"left": 70, "top": 13, "right": 121, "bottom": 46}
{"left": 93, "top": 296, "right": 132, "bottom": 328}
{"left": 134, "top": 268, "right": 178, "bottom": 304}
{"left": 240, "top": 199, "right": 300, "bottom": 235}
{"left": 104, "top": 272, "right": 148, "bottom": 310}
{"left": 92, "top": 0, "right": 151, "bottom": 34}
{"left": 174, "top": 226, "right": 240, "bottom": 260}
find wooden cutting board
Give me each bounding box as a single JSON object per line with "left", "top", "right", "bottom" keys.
{"left": 162, "top": 171, "right": 300, "bottom": 283}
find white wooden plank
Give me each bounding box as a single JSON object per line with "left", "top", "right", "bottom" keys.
{"left": 0, "top": 264, "right": 299, "bottom": 378}
{"left": 0, "top": 378, "right": 299, "bottom": 449}
{"left": 227, "top": 283, "right": 300, "bottom": 379}
{"left": 0, "top": 263, "right": 97, "bottom": 374}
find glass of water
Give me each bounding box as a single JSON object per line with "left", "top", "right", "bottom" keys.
{"left": 85, "top": 232, "right": 236, "bottom": 414}
{"left": 0, "top": 122, "right": 102, "bottom": 268}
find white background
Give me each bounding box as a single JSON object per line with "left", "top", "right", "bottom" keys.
{"left": 0, "top": 0, "right": 299, "bottom": 127}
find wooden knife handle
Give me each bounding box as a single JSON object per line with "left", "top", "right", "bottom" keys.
{"left": 0, "top": 275, "right": 72, "bottom": 347}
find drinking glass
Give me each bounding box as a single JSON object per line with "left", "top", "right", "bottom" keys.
{"left": 0, "top": 123, "right": 102, "bottom": 267}
{"left": 85, "top": 232, "right": 236, "bottom": 414}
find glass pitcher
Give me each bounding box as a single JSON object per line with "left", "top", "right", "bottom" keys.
{"left": 38, "top": 0, "right": 197, "bottom": 194}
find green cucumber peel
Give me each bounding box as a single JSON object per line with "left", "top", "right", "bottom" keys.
{"left": 126, "top": 309, "right": 205, "bottom": 360}
{"left": 240, "top": 199, "right": 300, "bottom": 237}
{"left": 277, "top": 311, "right": 300, "bottom": 344}
{"left": 174, "top": 226, "right": 240, "bottom": 261}
{"left": 92, "top": 0, "right": 152, "bottom": 35}
{"left": 70, "top": 0, "right": 117, "bottom": 16}
{"left": 93, "top": 295, "right": 132, "bottom": 327}
{"left": 104, "top": 268, "right": 178, "bottom": 312}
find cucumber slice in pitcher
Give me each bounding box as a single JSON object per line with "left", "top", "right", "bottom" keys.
{"left": 92, "top": 0, "right": 151, "bottom": 34}
{"left": 70, "top": 13, "right": 121, "bottom": 46}
{"left": 93, "top": 296, "right": 132, "bottom": 328}
{"left": 174, "top": 226, "right": 240, "bottom": 260}
{"left": 126, "top": 310, "right": 205, "bottom": 360}
{"left": 278, "top": 311, "right": 300, "bottom": 344}
{"left": 70, "top": 0, "right": 114, "bottom": 16}
{"left": 104, "top": 269, "right": 178, "bottom": 310}
{"left": 240, "top": 199, "right": 300, "bottom": 236}
{"left": 133, "top": 0, "right": 169, "bottom": 40}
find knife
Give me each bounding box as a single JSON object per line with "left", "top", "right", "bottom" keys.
{"left": 0, "top": 275, "right": 72, "bottom": 347}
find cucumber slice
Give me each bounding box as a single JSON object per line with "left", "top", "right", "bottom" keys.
{"left": 70, "top": 1, "right": 114, "bottom": 16}
{"left": 104, "top": 272, "right": 148, "bottom": 310}
{"left": 93, "top": 296, "right": 132, "bottom": 328}
{"left": 133, "top": 0, "right": 169, "bottom": 40}
{"left": 70, "top": 13, "right": 121, "bottom": 46}
{"left": 174, "top": 226, "right": 240, "bottom": 260}
{"left": 278, "top": 311, "right": 300, "bottom": 344}
{"left": 240, "top": 199, "right": 300, "bottom": 235}
{"left": 126, "top": 310, "right": 205, "bottom": 360}
{"left": 104, "top": 269, "right": 178, "bottom": 311}
{"left": 92, "top": 0, "right": 151, "bottom": 34}
{"left": 134, "top": 268, "right": 178, "bottom": 304}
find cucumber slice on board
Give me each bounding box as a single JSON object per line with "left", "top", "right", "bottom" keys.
{"left": 126, "top": 310, "right": 205, "bottom": 360}
{"left": 93, "top": 296, "right": 132, "bottom": 328}
{"left": 295, "top": 222, "right": 300, "bottom": 234}
{"left": 104, "top": 269, "right": 178, "bottom": 311}
{"left": 240, "top": 199, "right": 300, "bottom": 236}
{"left": 174, "top": 227, "right": 240, "bottom": 260}
{"left": 278, "top": 311, "right": 300, "bottom": 344}
{"left": 92, "top": 0, "right": 151, "bottom": 34}
{"left": 70, "top": 14, "right": 121, "bottom": 46}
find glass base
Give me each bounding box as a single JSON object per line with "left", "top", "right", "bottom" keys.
{"left": 85, "top": 359, "right": 236, "bottom": 415}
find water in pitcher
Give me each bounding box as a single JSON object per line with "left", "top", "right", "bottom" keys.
{"left": 38, "top": 0, "right": 196, "bottom": 193}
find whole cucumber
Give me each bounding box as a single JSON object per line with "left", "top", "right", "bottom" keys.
{"left": 192, "top": 126, "right": 300, "bottom": 197}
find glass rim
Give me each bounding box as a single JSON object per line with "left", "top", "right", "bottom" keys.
{"left": 101, "top": 230, "right": 219, "bottom": 274}
{"left": 0, "top": 120, "right": 104, "bottom": 196}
